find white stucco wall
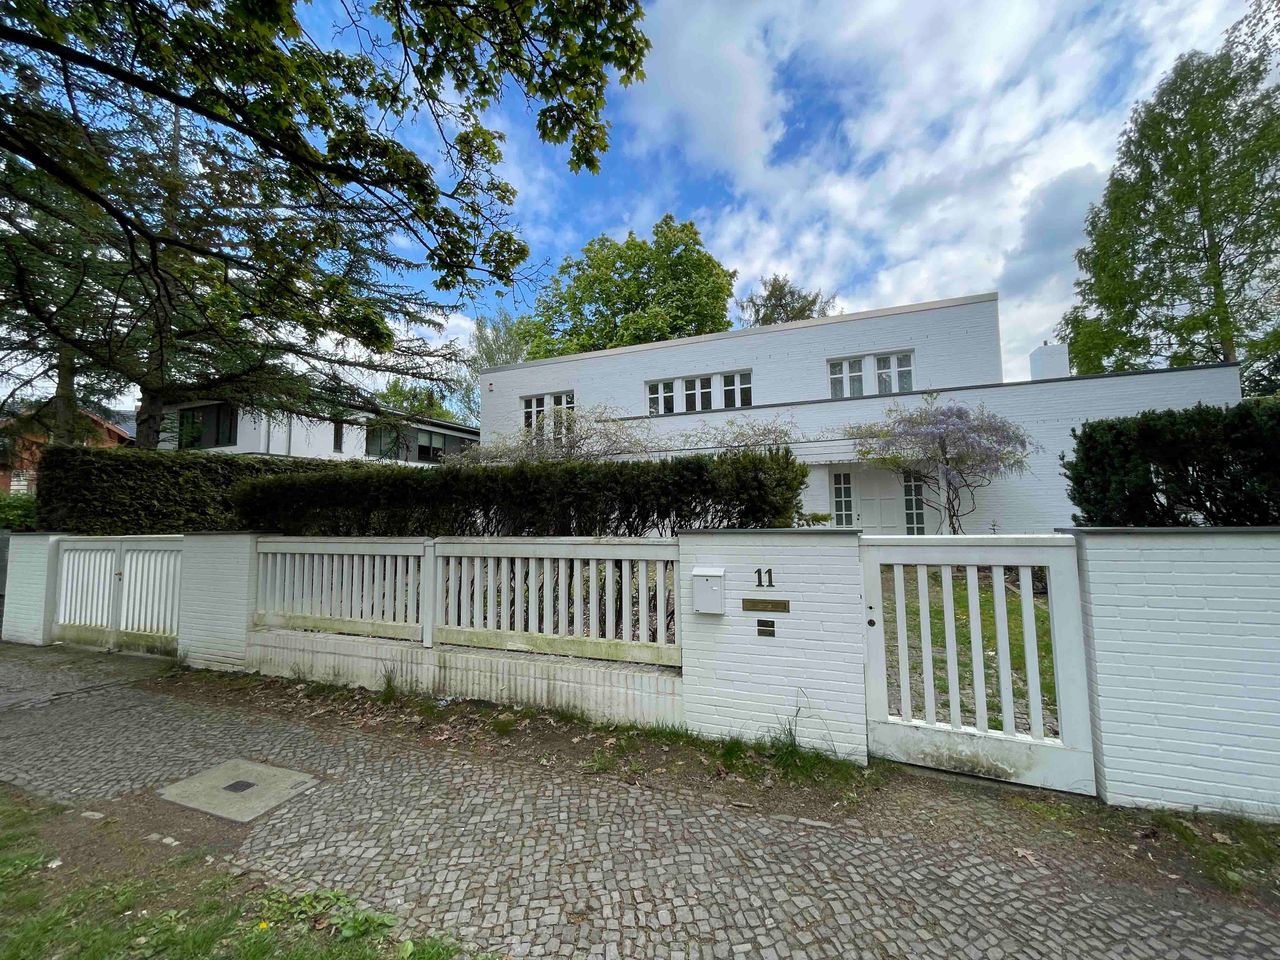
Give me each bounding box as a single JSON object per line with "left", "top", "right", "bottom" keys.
{"left": 480, "top": 293, "right": 1004, "bottom": 436}
{"left": 1075, "top": 529, "right": 1280, "bottom": 820}
{"left": 1, "top": 534, "right": 60, "bottom": 645}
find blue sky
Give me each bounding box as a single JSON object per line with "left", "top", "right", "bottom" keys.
{"left": 313, "top": 0, "right": 1244, "bottom": 384}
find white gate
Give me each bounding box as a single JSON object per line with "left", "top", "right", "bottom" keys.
{"left": 54, "top": 536, "right": 183, "bottom": 652}
{"left": 861, "top": 535, "right": 1094, "bottom": 794}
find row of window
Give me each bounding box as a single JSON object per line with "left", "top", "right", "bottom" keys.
{"left": 647, "top": 371, "right": 752, "bottom": 416}
{"left": 523, "top": 391, "right": 575, "bottom": 443}
{"left": 828, "top": 352, "right": 913, "bottom": 399}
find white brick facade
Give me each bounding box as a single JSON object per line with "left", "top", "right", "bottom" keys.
{"left": 1076, "top": 529, "right": 1280, "bottom": 819}
{"left": 1, "top": 534, "right": 60, "bottom": 645}
{"left": 677, "top": 530, "right": 867, "bottom": 761}
{"left": 479, "top": 292, "right": 1242, "bottom": 535}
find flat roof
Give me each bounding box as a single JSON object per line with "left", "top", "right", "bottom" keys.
{"left": 479, "top": 291, "right": 999, "bottom": 375}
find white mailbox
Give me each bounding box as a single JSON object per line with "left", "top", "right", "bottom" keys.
{"left": 691, "top": 567, "right": 725, "bottom": 615}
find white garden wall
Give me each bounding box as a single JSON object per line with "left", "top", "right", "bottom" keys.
{"left": 677, "top": 529, "right": 868, "bottom": 761}
{"left": 178, "top": 534, "right": 259, "bottom": 670}
{"left": 1074, "top": 529, "right": 1280, "bottom": 820}
{"left": 1, "top": 534, "right": 60, "bottom": 646}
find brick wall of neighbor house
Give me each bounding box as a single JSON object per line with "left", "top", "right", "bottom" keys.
{"left": 677, "top": 529, "right": 868, "bottom": 762}
{"left": 0, "top": 534, "right": 60, "bottom": 645}
{"left": 479, "top": 293, "right": 1004, "bottom": 437}
{"left": 1075, "top": 529, "right": 1280, "bottom": 819}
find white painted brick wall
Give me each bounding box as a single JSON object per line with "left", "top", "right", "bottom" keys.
{"left": 1, "top": 534, "right": 60, "bottom": 645}
{"left": 178, "top": 534, "right": 257, "bottom": 669}
{"left": 678, "top": 530, "right": 867, "bottom": 761}
{"left": 1076, "top": 529, "right": 1280, "bottom": 820}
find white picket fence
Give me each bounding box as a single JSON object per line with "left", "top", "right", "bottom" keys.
{"left": 54, "top": 536, "right": 183, "bottom": 648}
{"left": 434, "top": 538, "right": 681, "bottom": 666}
{"left": 861, "top": 535, "right": 1094, "bottom": 794}
{"left": 254, "top": 538, "right": 430, "bottom": 642}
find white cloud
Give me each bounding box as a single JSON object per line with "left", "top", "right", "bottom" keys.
{"left": 612, "top": 0, "right": 1243, "bottom": 379}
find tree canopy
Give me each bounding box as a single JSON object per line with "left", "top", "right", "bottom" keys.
{"left": 1058, "top": 48, "right": 1280, "bottom": 392}
{"left": 459, "top": 308, "right": 529, "bottom": 423}
{"left": 0, "top": 0, "right": 650, "bottom": 443}
{"left": 519, "top": 213, "right": 736, "bottom": 359}
{"left": 736, "top": 273, "right": 837, "bottom": 326}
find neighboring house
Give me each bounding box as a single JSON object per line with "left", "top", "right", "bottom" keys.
{"left": 0, "top": 410, "right": 134, "bottom": 495}
{"left": 477, "top": 292, "right": 1242, "bottom": 534}
{"left": 156, "top": 402, "right": 478, "bottom": 465}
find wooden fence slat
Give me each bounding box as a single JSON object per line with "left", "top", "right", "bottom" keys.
{"left": 894, "top": 563, "right": 911, "bottom": 720}
{"left": 917, "top": 564, "right": 936, "bottom": 725}
{"left": 1020, "top": 565, "right": 1044, "bottom": 740}
{"left": 992, "top": 565, "right": 1016, "bottom": 735}
{"left": 942, "top": 564, "right": 962, "bottom": 729}
{"left": 966, "top": 565, "right": 988, "bottom": 733}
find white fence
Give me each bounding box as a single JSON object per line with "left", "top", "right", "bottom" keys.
{"left": 861, "top": 535, "right": 1094, "bottom": 794}
{"left": 254, "top": 538, "right": 430, "bottom": 642}
{"left": 54, "top": 536, "right": 183, "bottom": 651}
{"left": 434, "top": 538, "right": 681, "bottom": 666}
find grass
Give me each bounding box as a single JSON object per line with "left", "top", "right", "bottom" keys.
{"left": 0, "top": 791, "right": 496, "bottom": 959}
{"left": 881, "top": 564, "right": 1057, "bottom": 733}
{"left": 1011, "top": 793, "right": 1280, "bottom": 900}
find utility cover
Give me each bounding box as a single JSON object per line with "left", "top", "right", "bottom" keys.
{"left": 158, "top": 759, "right": 316, "bottom": 823}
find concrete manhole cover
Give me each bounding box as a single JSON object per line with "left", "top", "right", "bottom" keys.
{"left": 158, "top": 759, "right": 317, "bottom": 823}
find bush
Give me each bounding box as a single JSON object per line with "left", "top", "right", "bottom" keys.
{"left": 232, "top": 449, "right": 811, "bottom": 537}
{"left": 37, "top": 447, "right": 341, "bottom": 535}
{"left": 0, "top": 492, "right": 37, "bottom": 531}
{"left": 1063, "top": 399, "right": 1280, "bottom": 526}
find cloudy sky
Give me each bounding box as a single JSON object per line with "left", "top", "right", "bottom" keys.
{"left": 461, "top": 0, "right": 1244, "bottom": 381}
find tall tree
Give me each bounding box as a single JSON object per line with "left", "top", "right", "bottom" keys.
{"left": 0, "top": 0, "right": 649, "bottom": 445}
{"left": 459, "top": 308, "right": 529, "bottom": 423}
{"left": 736, "top": 273, "right": 837, "bottom": 327}
{"left": 375, "top": 378, "right": 459, "bottom": 424}
{"left": 520, "top": 214, "right": 736, "bottom": 359}
{"left": 1059, "top": 49, "right": 1280, "bottom": 388}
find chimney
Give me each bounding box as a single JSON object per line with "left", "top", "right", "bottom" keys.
{"left": 1030, "top": 341, "right": 1070, "bottom": 380}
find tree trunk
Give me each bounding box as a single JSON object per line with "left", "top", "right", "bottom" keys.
{"left": 50, "top": 346, "right": 77, "bottom": 446}
{"left": 134, "top": 391, "right": 166, "bottom": 450}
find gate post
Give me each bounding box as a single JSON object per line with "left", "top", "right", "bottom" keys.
{"left": 1, "top": 533, "right": 63, "bottom": 646}
{"left": 419, "top": 539, "right": 436, "bottom": 646}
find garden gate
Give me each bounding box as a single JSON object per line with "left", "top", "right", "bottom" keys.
{"left": 860, "top": 535, "right": 1095, "bottom": 794}
{"left": 53, "top": 535, "right": 183, "bottom": 652}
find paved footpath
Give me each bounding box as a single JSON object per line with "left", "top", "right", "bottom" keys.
{"left": 1, "top": 642, "right": 1277, "bottom": 960}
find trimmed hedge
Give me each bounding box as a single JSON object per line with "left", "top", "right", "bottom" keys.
{"left": 37, "top": 446, "right": 341, "bottom": 535}
{"left": 1063, "top": 399, "right": 1280, "bottom": 527}
{"left": 232, "top": 449, "right": 810, "bottom": 537}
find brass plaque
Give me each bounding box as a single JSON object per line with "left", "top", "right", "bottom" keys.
{"left": 742, "top": 598, "right": 790, "bottom": 613}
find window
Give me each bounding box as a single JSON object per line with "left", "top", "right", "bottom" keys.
{"left": 684, "top": 376, "right": 712, "bottom": 411}
{"left": 177, "top": 403, "right": 237, "bottom": 449}
{"left": 523, "top": 395, "right": 545, "bottom": 432}
{"left": 333, "top": 420, "right": 344, "bottom": 453}
{"left": 364, "top": 425, "right": 406, "bottom": 459}
{"left": 550, "top": 391, "right": 575, "bottom": 443}
{"left": 832, "top": 471, "right": 856, "bottom": 527}
{"left": 874, "top": 352, "right": 914, "bottom": 395}
{"left": 828, "top": 358, "right": 865, "bottom": 399}
{"left": 904, "top": 472, "right": 926, "bottom": 535}
{"left": 416, "top": 429, "right": 446, "bottom": 462}
{"left": 723, "top": 371, "right": 752, "bottom": 409}
{"left": 647, "top": 380, "right": 675, "bottom": 416}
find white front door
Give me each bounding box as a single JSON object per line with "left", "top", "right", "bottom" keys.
{"left": 831, "top": 467, "right": 905, "bottom": 534}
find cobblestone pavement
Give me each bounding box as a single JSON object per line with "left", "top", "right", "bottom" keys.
{"left": 1, "top": 643, "right": 1277, "bottom": 959}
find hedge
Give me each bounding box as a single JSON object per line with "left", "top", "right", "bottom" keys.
{"left": 1063, "top": 399, "right": 1280, "bottom": 527}
{"left": 37, "top": 446, "right": 341, "bottom": 535}
{"left": 231, "top": 449, "right": 811, "bottom": 537}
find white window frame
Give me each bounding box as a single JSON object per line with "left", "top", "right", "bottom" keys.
{"left": 874, "top": 351, "right": 914, "bottom": 395}
{"left": 828, "top": 357, "right": 866, "bottom": 400}
{"left": 722, "top": 370, "right": 753, "bottom": 409}
{"left": 522, "top": 395, "right": 546, "bottom": 432}
{"left": 647, "top": 380, "right": 675, "bottom": 416}
{"left": 550, "top": 390, "right": 574, "bottom": 444}
{"left": 683, "top": 375, "right": 712, "bottom": 412}
{"left": 904, "top": 471, "right": 926, "bottom": 535}
{"left": 831, "top": 471, "right": 856, "bottom": 528}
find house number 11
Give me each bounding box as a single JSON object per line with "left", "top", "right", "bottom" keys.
{"left": 754, "top": 568, "right": 775, "bottom": 588}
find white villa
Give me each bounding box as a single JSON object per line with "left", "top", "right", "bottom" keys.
{"left": 477, "top": 292, "right": 1242, "bottom": 534}
{"left": 157, "top": 402, "right": 478, "bottom": 465}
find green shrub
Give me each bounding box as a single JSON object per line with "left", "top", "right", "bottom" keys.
{"left": 36, "top": 447, "right": 340, "bottom": 535}
{"left": 232, "top": 449, "right": 810, "bottom": 537}
{"left": 0, "top": 492, "right": 37, "bottom": 531}
{"left": 1063, "top": 399, "right": 1280, "bottom": 526}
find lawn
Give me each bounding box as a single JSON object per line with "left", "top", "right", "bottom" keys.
{"left": 880, "top": 564, "right": 1059, "bottom": 736}
{"left": 0, "top": 790, "right": 493, "bottom": 960}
